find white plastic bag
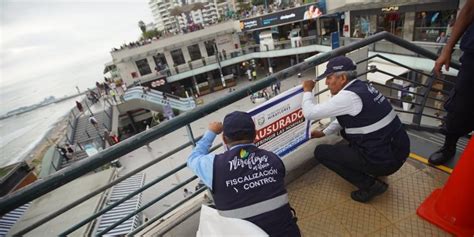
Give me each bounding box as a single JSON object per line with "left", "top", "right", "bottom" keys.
{"left": 196, "top": 205, "right": 268, "bottom": 237}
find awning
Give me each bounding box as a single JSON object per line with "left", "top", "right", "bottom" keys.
{"left": 0, "top": 203, "right": 30, "bottom": 236}
{"left": 367, "top": 62, "right": 409, "bottom": 85}
{"left": 95, "top": 173, "right": 145, "bottom": 235}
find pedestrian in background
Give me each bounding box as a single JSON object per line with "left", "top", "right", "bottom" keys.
{"left": 430, "top": 0, "right": 474, "bottom": 165}
{"left": 89, "top": 115, "right": 99, "bottom": 130}
{"left": 76, "top": 101, "right": 84, "bottom": 114}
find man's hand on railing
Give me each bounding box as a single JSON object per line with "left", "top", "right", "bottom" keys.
{"left": 310, "top": 130, "right": 325, "bottom": 139}
{"left": 209, "top": 122, "right": 223, "bottom": 134}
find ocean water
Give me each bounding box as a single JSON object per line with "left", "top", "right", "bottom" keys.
{"left": 0, "top": 98, "right": 81, "bottom": 168}
{"left": 0, "top": 55, "right": 102, "bottom": 168}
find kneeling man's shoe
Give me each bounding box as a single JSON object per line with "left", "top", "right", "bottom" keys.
{"left": 428, "top": 146, "right": 455, "bottom": 166}
{"left": 351, "top": 180, "right": 388, "bottom": 203}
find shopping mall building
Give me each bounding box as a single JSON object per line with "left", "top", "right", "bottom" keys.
{"left": 106, "top": 0, "right": 465, "bottom": 97}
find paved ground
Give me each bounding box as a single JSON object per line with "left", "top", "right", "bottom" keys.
{"left": 288, "top": 160, "right": 451, "bottom": 236}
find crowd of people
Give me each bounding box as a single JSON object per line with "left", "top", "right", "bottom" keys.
{"left": 111, "top": 38, "right": 156, "bottom": 52}
{"left": 56, "top": 143, "right": 75, "bottom": 161}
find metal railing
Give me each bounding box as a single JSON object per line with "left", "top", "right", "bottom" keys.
{"left": 0, "top": 32, "right": 462, "bottom": 235}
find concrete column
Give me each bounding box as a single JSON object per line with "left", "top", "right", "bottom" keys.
{"left": 343, "top": 11, "right": 351, "bottom": 38}
{"left": 207, "top": 71, "right": 214, "bottom": 92}
{"left": 316, "top": 18, "right": 322, "bottom": 38}
{"left": 403, "top": 12, "right": 415, "bottom": 41}
{"left": 192, "top": 75, "right": 200, "bottom": 94}
{"left": 198, "top": 41, "right": 208, "bottom": 58}
{"left": 164, "top": 51, "right": 177, "bottom": 74}
{"left": 181, "top": 46, "right": 192, "bottom": 63}
{"left": 146, "top": 56, "right": 156, "bottom": 72}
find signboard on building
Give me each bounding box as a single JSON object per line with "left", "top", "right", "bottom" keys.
{"left": 247, "top": 86, "right": 310, "bottom": 157}
{"left": 331, "top": 32, "right": 340, "bottom": 49}
{"left": 215, "top": 34, "right": 240, "bottom": 54}
{"left": 239, "top": 1, "right": 327, "bottom": 31}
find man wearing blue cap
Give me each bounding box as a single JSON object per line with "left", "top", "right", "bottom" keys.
{"left": 301, "top": 56, "right": 410, "bottom": 203}
{"left": 187, "top": 111, "right": 301, "bottom": 236}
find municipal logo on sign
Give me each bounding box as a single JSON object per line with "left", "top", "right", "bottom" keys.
{"left": 257, "top": 116, "right": 265, "bottom": 126}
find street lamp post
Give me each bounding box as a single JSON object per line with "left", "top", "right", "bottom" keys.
{"left": 213, "top": 43, "right": 226, "bottom": 87}
{"left": 265, "top": 45, "right": 273, "bottom": 74}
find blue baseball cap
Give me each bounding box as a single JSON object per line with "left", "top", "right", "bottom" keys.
{"left": 223, "top": 111, "right": 256, "bottom": 140}
{"left": 317, "top": 56, "right": 357, "bottom": 80}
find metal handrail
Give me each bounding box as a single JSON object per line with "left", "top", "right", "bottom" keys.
{"left": 59, "top": 143, "right": 222, "bottom": 236}
{"left": 127, "top": 186, "right": 207, "bottom": 236}
{"left": 356, "top": 59, "right": 447, "bottom": 126}
{"left": 0, "top": 31, "right": 461, "bottom": 217}
{"left": 360, "top": 54, "right": 456, "bottom": 86}
{"left": 370, "top": 69, "right": 447, "bottom": 100}
{"left": 62, "top": 164, "right": 190, "bottom": 236}
{"left": 12, "top": 138, "right": 201, "bottom": 236}
{"left": 96, "top": 175, "right": 197, "bottom": 236}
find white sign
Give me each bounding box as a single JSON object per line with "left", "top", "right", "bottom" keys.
{"left": 280, "top": 13, "right": 296, "bottom": 20}
{"left": 84, "top": 143, "right": 99, "bottom": 157}
{"left": 248, "top": 86, "right": 310, "bottom": 157}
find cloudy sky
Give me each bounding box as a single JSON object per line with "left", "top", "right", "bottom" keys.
{"left": 0, "top": 0, "right": 153, "bottom": 112}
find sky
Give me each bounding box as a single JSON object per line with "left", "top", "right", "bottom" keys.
{"left": 0, "top": 0, "right": 153, "bottom": 113}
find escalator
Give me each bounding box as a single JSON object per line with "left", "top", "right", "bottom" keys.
{"left": 122, "top": 86, "right": 196, "bottom": 113}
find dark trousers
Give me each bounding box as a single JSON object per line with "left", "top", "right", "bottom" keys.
{"left": 314, "top": 144, "right": 404, "bottom": 190}
{"left": 249, "top": 204, "right": 301, "bottom": 237}
{"left": 439, "top": 53, "right": 474, "bottom": 149}
{"left": 443, "top": 52, "right": 474, "bottom": 138}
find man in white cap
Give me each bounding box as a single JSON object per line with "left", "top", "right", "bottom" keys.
{"left": 301, "top": 56, "right": 410, "bottom": 203}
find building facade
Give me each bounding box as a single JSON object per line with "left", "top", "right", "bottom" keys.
{"left": 109, "top": 0, "right": 464, "bottom": 97}
{"left": 149, "top": 0, "right": 231, "bottom": 32}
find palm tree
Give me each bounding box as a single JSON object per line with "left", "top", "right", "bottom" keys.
{"left": 169, "top": 7, "right": 184, "bottom": 31}
{"left": 191, "top": 2, "right": 205, "bottom": 11}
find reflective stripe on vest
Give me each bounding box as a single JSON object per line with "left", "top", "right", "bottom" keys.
{"left": 217, "top": 193, "right": 288, "bottom": 219}
{"left": 345, "top": 109, "right": 397, "bottom": 135}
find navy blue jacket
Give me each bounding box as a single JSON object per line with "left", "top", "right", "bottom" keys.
{"left": 337, "top": 80, "right": 410, "bottom": 164}
{"left": 212, "top": 145, "right": 299, "bottom": 236}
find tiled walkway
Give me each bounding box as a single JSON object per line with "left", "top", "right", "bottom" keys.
{"left": 287, "top": 160, "right": 451, "bottom": 236}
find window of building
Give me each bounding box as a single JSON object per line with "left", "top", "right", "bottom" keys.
{"left": 187, "top": 44, "right": 202, "bottom": 61}
{"left": 204, "top": 40, "right": 216, "bottom": 56}
{"left": 351, "top": 15, "right": 377, "bottom": 38}
{"left": 377, "top": 12, "right": 404, "bottom": 38}
{"left": 320, "top": 18, "right": 338, "bottom": 36}
{"left": 170, "top": 48, "right": 186, "bottom": 65}
{"left": 135, "top": 58, "right": 152, "bottom": 76}
{"left": 413, "top": 10, "right": 456, "bottom": 42}
{"left": 153, "top": 54, "right": 168, "bottom": 70}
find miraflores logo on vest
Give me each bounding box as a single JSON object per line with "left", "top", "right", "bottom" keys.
{"left": 228, "top": 152, "right": 269, "bottom": 171}
{"left": 367, "top": 83, "right": 386, "bottom": 104}
{"left": 239, "top": 149, "right": 250, "bottom": 159}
